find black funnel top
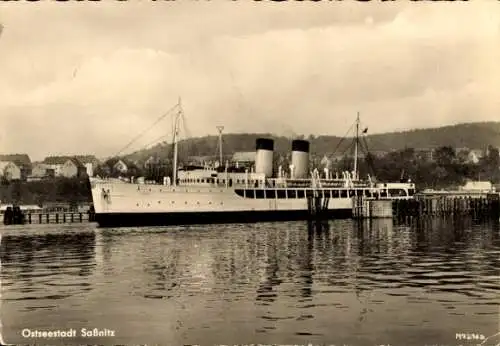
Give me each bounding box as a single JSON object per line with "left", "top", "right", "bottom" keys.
{"left": 292, "top": 139, "right": 310, "bottom": 153}
{"left": 256, "top": 138, "right": 274, "bottom": 151}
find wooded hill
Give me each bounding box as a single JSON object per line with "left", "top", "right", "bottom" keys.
{"left": 2, "top": 122, "right": 499, "bottom": 204}
{"left": 124, "top": 121, "right": 500, "bottom": 162}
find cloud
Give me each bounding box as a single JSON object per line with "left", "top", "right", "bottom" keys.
{"left": 0, "top": 2, "right": 498, "bottom": 160}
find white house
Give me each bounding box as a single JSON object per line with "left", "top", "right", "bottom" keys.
{"left": 460, "top": 181, "right": 493, "bottom": 192}
{"left": 61, "top": 158, "right": 87, "bottom": 178}
{"left": 74, "top": 155, "right": 100, "bottom": 177}
{"left": 84, "top": 163, "right": 93, "bottom": 177}
{"left": 0, "top": 161, "right": 22, "bottom": 180}
{"left": 42, "top": 157, "right": 68, "bottom": 176}
{"left": 467, "top": 149, "right": 484, "bottom": 164}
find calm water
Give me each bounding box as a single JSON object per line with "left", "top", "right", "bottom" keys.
{"left": 1, "top": 218, "right": 499, "bottom": 346}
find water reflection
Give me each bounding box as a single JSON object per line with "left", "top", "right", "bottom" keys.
{"left": 1, "top": 218, "right": 498, "bottom": 346}
{"left": 120, "top": 218, "right": 499, "bottom": 305}
{"left": 256, "top": 229, "right": 282, "bottom": 305}
{"left": 1, "top": 228, "right": 96, "bottom": 304}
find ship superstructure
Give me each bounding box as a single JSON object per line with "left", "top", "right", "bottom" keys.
{"left": 90, "top": 101, "right": 415, "bottom": 227}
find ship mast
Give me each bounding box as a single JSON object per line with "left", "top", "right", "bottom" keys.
{"left": 353, "top": 112, "right": 360, "bottom": 180}
{"left": 216, "top": 126, "right": 224, "bottom": 167}
{"left": 172, "top": 98, "right": 182, "bottom": 186}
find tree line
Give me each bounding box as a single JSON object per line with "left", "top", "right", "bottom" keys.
{"left": 0, "top": 177, "right": 92, "bottom": 205}
{"left": 1, "top": 145, "right": 498, "bottom": 204}
{"left": 336, "top": 146, "right": 500, "bottom": 189}
{"left": 124, "top": 122, "right": 500, "bottom": 163}
{"left": 108, "top": 144, "right": 500, "bottom": 190}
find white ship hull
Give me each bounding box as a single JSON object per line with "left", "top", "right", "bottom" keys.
{"left": 89, "top": 104, "right": 417, "bottom": 227}
{"left": 89, "top": 178, "right": 355, "bottom": 227}
{"left": 89, "top": 117, "right": 416, "bottom": 228}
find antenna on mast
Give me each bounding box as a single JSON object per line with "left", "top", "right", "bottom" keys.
{"left": 216, "top": 126, "right": 224, "bottom": 167}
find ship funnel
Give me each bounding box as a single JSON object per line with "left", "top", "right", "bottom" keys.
{"left": 255, "top": 138, "right": 274, "bottom": 177}
{"left": 291, "top": 139, "right": 309, "bottom": 179}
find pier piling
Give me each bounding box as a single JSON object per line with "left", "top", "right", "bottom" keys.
{"left": 307, "top": 194, "right": 330, "bottom": 230}
{"left": 352, "top": 197, "right": 393, "bottom": 219}
{"left": 2, "top": 212, "right": 92, "bottom": 225}
{"left": 352, "top": 192, "right": 500, "bottom": 222}
{"left": 391, "top": 193, "right": 500, "bottom": 221}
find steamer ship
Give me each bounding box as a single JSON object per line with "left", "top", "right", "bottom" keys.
{"left": 89, "top": 101, "right": 415, "bottom": 227}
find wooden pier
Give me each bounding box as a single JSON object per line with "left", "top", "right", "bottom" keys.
{"left": 352, "top": 196, "right": 393, "bottom": 219}
{"left": 27, "top": 212, "right": 94, "bottom": 224}
{"left": 393, "top": 193, "right": 500, "bottom": 221}
{"left": 2, "top": 211, "right": 95, "bottom": 225}
{"left": 351, "top": 192, "right": 500, "bottom": 221}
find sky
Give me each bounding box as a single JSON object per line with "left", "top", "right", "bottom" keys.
{"left": 0, "top": 1, "right": 499, "bottom": 161}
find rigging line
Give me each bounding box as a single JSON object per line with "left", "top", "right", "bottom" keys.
{"left": 339, "top": 136, "right": 357, "bottom": 158}
{"left": 114, "top": 103, "right": 179, "bottom": 157}
{"left": 361, "top": 136, "right": 377, "bottom": 177}
{"left": 169, "top": 105, "right": 192, "bottom": 162}
{"left": 329, "top": 120, "right": 356, "bottom": 158}
{"left": 138, "top": 125, "right": 174, "bottom": 153}
{"left": 171, "top": 107, "right": 185, "bottom": 140}
{"left": 361, "top": 131, "right": 383, "bottom": 174}
{"left": 357, "top": 132, "right": 369, "bottom": 155}
{"left": 180, "top": 107, "right": 192, "bottom": 139}
{"left": 335, "top": 129, "right": 356, "bottom": 161}
{"left": 177, "top": 106, "right": 193, "bottom": 157}
{"left": 361, "top": 135, "right": 371, "bottom": 155}
{"left": 170, "top": 108, "right": 181, "bottom": 161}
{"left": 142, "top": 134, "right": 170, "bottom": 150}
{"left": 358, "top": 122, "right": 386, "bottom": 152}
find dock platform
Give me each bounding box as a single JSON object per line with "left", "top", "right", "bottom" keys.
{"left": 394, "top": 193, "right": 500, "bottom": 220}
{"left": 2, "top": 212, "right": 95, "bottom": 225}
{"left": 351, "top": 192, "right": 500, "bottom": 221}
{"left": 352, "top": 197, "right": 393, "bottom": 218}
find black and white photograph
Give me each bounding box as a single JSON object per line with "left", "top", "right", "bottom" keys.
{"left": 0, "top": 1, "right": 499, "bottom": 345}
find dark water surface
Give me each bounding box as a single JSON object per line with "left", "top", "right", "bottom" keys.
{"left": 1, "top": 218, "right": 499, "bottom": 346}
